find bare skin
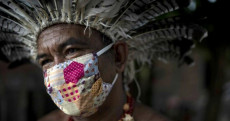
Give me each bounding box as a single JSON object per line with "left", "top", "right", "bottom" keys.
{"left": 37, "top": 24, "right": 170, "bottom": 121}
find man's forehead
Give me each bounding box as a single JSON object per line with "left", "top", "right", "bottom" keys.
{"left": 37, "top": 24, "right": 104, "bottom": 50}
{"left": 38, "top": 24, "right": 85, "bottom": 39}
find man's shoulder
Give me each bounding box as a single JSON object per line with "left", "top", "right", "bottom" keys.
{"left": 133, "top": 103, "right": 171, "bottom": 121}
{"left": 38, "top": 110, "right": 68, "bottom": 121}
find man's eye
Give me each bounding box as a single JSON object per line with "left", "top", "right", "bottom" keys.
{"left": 66, "top": 48, "right": 78, "bottom": 55}
{"left": 41, "top": 59, "right": 51, "bottom": 66}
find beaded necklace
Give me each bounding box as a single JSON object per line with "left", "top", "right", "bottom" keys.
{"left": 68, "top": 95, "right": 135, "bottom": 121}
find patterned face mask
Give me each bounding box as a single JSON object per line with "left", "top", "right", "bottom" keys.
{"left": 43, "top": 43, "right": 118, "bottom": 117}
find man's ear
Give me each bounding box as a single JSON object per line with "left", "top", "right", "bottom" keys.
{"left": 113, "top": 41, "right": 128, "bottom": 73}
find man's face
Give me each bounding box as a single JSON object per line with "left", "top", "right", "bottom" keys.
{"left": 36, "top": 24, "right": 116, "bottom": 83}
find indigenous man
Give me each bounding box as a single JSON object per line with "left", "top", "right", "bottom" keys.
{"left": 0, "top": 0, "right": 207, "bottom": 121}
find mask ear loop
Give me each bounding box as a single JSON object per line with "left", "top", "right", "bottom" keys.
{"left": 112, "top": 73, "right": 119, "bottom": 86}
{"left": 96, "top": 43, "right": 118, "bottom": 86}
{"left": 96, "top": 42, "right": 114, "bottom": 56}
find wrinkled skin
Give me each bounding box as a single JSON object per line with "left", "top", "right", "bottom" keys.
{"left": 37, "top": 24, "right": 170, "bottom": 121}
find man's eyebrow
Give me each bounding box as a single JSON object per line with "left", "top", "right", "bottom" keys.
{"left": 36, "top": 53, "right": 48, "bottom": 61}
{"left": 58, "top": 37, "right": 87, "bottom": 51}
{"left": 36, "top": 38, "right": 87, "bottom": 61}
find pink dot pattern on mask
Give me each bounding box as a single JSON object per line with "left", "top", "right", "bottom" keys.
{"left": 64, "top": 61, "right": 84, "bottom": 84}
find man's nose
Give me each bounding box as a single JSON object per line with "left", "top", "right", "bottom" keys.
{"left": 53, "top": 55, "right": 66, "bottom": 65}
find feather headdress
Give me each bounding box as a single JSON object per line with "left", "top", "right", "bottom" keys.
{"left": 0, "top": 0, "right": 207, "bottom": 83}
